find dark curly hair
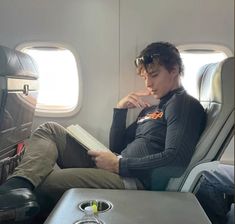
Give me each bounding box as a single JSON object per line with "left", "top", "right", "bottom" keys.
{"left": 135, "top": 42, "right": 184, "bottom": 75}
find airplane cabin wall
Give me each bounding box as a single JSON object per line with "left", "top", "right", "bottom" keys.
{"left": 0, "top": 0, "right": 234, "bottom": 147}
{"left": 0, "top": 0, "right": 120, "bottom": 146}
{"left": 119, "top": 0, "right": 234, "bottom": 122}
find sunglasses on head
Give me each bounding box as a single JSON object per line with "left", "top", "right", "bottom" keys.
{"left": 134, "top": 53, "right": 160, "bottom": 67}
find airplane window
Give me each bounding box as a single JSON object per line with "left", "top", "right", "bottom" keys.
{"left": 20, "top": 46, "right": 80, "bottom": 116}
{"left": 180, "top": 51, "right": 227, "bottom": 98}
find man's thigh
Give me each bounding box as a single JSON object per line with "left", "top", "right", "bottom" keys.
{"left": 36, "top": 168, "right": 125, "bottom": 210}
{"left": 195, "top": 173, "right": 233, "bottom": 224}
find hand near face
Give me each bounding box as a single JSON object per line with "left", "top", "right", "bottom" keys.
{"left": 87, "top": 150, "right": 120, "bottom": 174}
{"left": 116, "top": 91, "right": 151, "bottom": 109}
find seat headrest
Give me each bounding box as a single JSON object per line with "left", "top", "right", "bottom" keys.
{"left": 0, "top": 45, "right": 39, "bottom": 79}
{"left": 197, "top": 57, "right": 234, "bottom": 109}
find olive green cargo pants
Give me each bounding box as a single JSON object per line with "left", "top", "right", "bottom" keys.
{"left": 11, "top": 122, "right": 143, "bottom": 205}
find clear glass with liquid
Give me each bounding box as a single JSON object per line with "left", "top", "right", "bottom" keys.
{"left": 74, "top": 206, "right": 103, "bottom": 224}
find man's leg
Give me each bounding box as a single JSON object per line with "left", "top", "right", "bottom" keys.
{"left": 11, "top": 121, "right": 94, "bottom": 187}
{"left": 195, "top": 164, "right": 234, "bottom": 224}
{"left": 0, "top": 121, "right": 94, "bottom": 222}
{"left": 35, "top": 167, "right": 144, "bottom": 214}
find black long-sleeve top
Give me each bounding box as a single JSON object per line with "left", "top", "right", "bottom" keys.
{"left": 109, "top": 87, "right": 206, "bottom": 188}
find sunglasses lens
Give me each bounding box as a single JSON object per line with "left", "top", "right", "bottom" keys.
{"left": 135, "top": 54, "right": 159, "bottom": 67}
{"left": 135, "top": 57, "right": 143, "bottom": 67}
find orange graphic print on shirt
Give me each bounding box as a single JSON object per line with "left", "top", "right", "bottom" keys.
{"left": 137, "top": 111, "right": 164, "bottom": 123}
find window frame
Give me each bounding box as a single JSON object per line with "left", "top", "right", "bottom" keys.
{"left": 177, "top": 43, "right": 233, "bottom": 99}
{"left": 16, "top": 42, "right": 83, "bottom": 117}
{"left": 177, "top": 43, "right": 233, "bottom": 57}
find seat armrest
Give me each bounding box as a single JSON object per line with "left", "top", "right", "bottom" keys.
{"left": 180, "top": 161, "right": 220, "bottom": 192}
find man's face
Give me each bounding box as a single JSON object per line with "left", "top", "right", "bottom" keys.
{"left": 140, "top": 63, "right": 179, "bottom": 99}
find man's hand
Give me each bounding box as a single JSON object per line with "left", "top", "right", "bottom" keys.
{"left": 116, "top": 90, "right": 151, "bottom": 109}
{"left": 87, "top": 150, "right": 120, "bottom": 174}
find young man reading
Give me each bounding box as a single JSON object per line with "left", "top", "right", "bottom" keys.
{"left": 0, "top": 42, "right": 206, "bottom": 222}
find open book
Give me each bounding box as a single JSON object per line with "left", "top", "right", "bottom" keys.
{"left": 66, "top": 124, "right": 110, "bottom": 151}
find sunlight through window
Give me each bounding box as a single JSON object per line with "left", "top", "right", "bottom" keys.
{"left": 23, "top": 47, "right": 79, "bottom": 114}
{"left": 180, "top": 52, "right": 227, "bottom": 98}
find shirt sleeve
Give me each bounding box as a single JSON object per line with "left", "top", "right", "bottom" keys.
{"left": 109, "top": 108, "right": 137, "bottom": 154}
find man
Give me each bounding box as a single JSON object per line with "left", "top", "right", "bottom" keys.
{"left": 0, "top": 42, "right": 206, "bottom": 222}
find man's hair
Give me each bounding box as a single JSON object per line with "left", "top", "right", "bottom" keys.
{"left": 136, "top": 42, "right": 184, "bottom": 75}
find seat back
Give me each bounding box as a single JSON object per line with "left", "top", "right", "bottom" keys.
{"left": 166, "top": 57, "right": 234, "bottom": 191}
{"left": 0, "top": 45, "right": 39, "bottom": 183}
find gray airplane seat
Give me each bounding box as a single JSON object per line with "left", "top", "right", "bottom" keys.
{"left": 0, "top": 45, "right": 39, "bottom": 184}
{"left": 165, "top": 57, "right": 234, "bottom": 192}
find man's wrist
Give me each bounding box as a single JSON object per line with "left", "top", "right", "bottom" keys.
{"left": 114, "top": 156, "right": 120, "bottom": 174}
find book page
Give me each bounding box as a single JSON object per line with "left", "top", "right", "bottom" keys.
{"left": 66, "top": 124, "right": 110, "bottom": 151}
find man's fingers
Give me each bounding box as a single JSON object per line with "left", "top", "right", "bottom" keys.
{"left": 87, "top": 150, "right": 100, "bottom": 156}
{"left": 128, "top": 97, "right": 142, "bottom": 108}
{"left": 134, "top": 90, "right": 151, "bottom": 96}
{"left": 129, "top": 95, "right": 149, "bottom": 108}
{"left": 116, "top": 90, "right": 151, "bottom": 109}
